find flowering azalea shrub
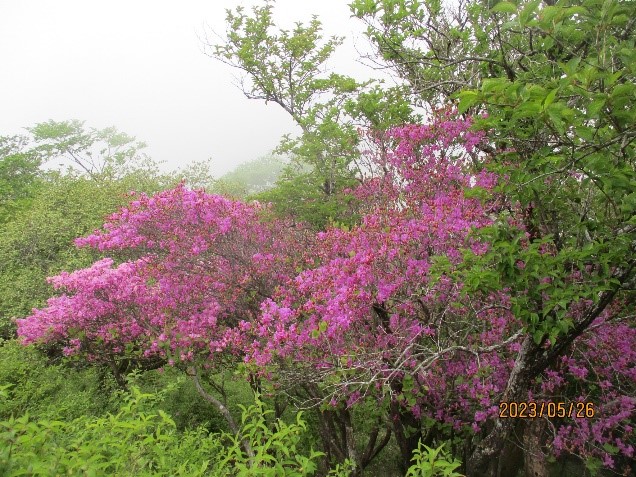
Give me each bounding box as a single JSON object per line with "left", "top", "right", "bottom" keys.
{"left": 18, "top": 186, "right": 307, "bottom": 366}
{"left": 546, "top": 319, "right": 636, "bottom": 470}
{"left": 246, "top": 117, "right": 526, "bottom": 469}
{"left": 250, "top": 117, "right": 508, "bottom": 407}
{"left": 248, "top": 116, "right": 634, "bottom": 471}
{"left": 17, "top": 116, "right": 635, "bottom": 474}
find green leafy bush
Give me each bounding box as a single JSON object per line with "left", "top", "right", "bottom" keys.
{"left": 0, "top": 387, "right": 222, "bottom": 477}
{"left": 0, "top": 387, "right": 357, "bottom": 477}
{"left": 0, "top": 174, "right": 169, "bottom": 339}
{"left": 405, "top": 442, "right": 464, "bottom": 477}
{"left": 217, "top": 396, "right": 325, "bottom": 476}
{"left": 0, "top": 340, "right": 116, "bottom": 421}
{"left": 128, "top": 367, "right": 254, "bottom": 433}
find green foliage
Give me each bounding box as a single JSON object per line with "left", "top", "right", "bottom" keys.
{"left": 209, "top": 2, "right": 374, "bottom": 228}
{"left": 352, "top": 0, "right": 635, "bottom": 471}
{"left": 128, "top": 367, "right": 254, "bottom": 433}
{"left": 0, "top": 387, "right": 355, "bottom": 477}
{"left": 173, "top": 158, "right": 218, "bottom": 191}
{"left": 326, "top": 460, "right": 356, "bottom": 477}
{"left": 254, "top": 167, "right": 360, "bottom": 229}
{"left": 350, "top": 0, "right": 485, "bottom": 108}
{"left": 217, "top": 396, "right": 325, "bottom": 476}
{"left": 28, "top": 120, "right": 152, "bottom": 180}
{"left": 0, "top": 340, "right": 117, "bottom": 422}
{"left": 1, "top": 364, "right": 464, "bottom": 476}
{"left": 405, "top": 442, "right": 463, "bottom": 477}
{"left": 343, "top": 84, "right": 417, "bottom": 129}
{"left": 209, "top": 1, "right": 346, "bottom": 125}
{"left": 0, "top": 175, "right": 161, "bottom": 338}
{"left": 212, "top": 155, "right": 287, "bottom": 198}
{"left": 0, "top": 119, "right": 174, "bottom": 338}
{"left": 354, "top": 0, "right": 636, "bottom": 340}
{"left": 0, "top": 387, "right": 222, "bottom": 477}
{"left": 467, "top": 0, "right": 635, "bottom": 340}
{"left": 0, "top": 135, "right": 41, "bottom": 224}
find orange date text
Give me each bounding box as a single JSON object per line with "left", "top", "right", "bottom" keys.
{"left": 499, "top": 401, "right": 595, "bottom": 419}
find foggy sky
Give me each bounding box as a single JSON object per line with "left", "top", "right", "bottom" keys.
{"left": 0, "top": 0, "right": 377, "bottom": 177}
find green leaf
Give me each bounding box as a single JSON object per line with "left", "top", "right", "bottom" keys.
{"left": 457, "top": 90, "right": 479, "bottom": 113}
{"left": 547, "top": 106, "right": 565, "bottom": 133}
{"left": 543, "top": 89, "right": 558, "bottom": 109}
{"left": 603, "top": 443, "right": 619, "bottom": 454}
{"left": 491, "top": 2, "right": 517, "bottom": 14}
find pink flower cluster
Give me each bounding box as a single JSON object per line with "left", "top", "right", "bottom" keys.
{"left": 18, "top": 185, "right": 305, "bottom": 363}
{"left": 248, "top": 118, "right": 517, "bottom": 433}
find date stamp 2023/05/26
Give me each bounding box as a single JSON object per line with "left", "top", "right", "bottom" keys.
{"left": 499, "top": 401, "right": 595, "bottom": 419}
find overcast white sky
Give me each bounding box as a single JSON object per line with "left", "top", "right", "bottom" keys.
{"left": 0, "top": 0, "right": 377, "bottom": 177}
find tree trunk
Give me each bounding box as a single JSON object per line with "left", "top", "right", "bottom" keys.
{"left": 389, "top": 399, "right": 422, "bottom": 474}
{"left": 466, "top": 335, "right": 540, "bottom": 477}
{"left": 188, "top": 366, "right": 255, "bottom": 464}
{"left": 523, "top": 418, "right": 549, "bottom": 477}
{"left": 341, "top": 409, "right": 361, "bottom": 477}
